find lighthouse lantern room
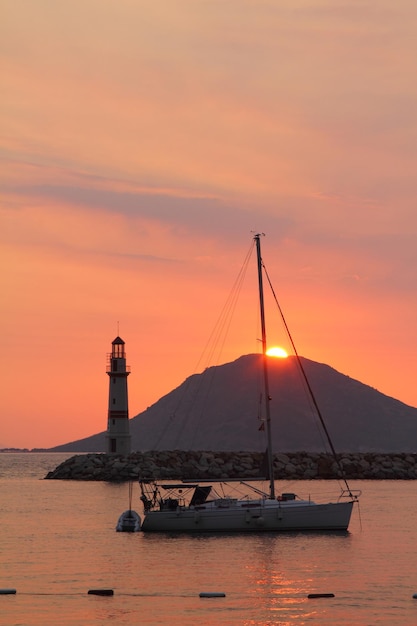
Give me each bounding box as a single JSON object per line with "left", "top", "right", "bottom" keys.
{"left": 106, "top": 336, "right": 131, "bottom": 455}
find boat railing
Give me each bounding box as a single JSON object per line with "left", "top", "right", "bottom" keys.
{"left": 338, "top": 489, "right": 362, "bottom": 501}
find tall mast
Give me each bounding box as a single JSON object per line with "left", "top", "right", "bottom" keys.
{"left": 254, "top": 234, "right": 275, "bottom": 499}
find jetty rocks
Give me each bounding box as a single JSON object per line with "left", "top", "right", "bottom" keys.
{"left": 45, "top": 451, "right": 417, "bottom": 482}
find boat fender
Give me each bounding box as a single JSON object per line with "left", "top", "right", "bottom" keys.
{"left": 307, "top": 593, "right": 335, "bottom": 599}
{"left": 194, "top": 511, "right": 200, "bottom": 523}
{"left": 413, "top": 593, "right": 417, "bottom": 599}
{"left": 88, "top": 589, "right": 114, "bottom": 596}
{"left": 0, "top": 589, "right": 16, "bottom": 594}
{"left": 199, "top": 592, "right": 226, "bottom": 598}
{"left": 256, "top": 516, "right": 264, "bottom": 527}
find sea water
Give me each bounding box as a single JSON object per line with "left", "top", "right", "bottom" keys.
{"left": 0, "top": 453, "right": 416, "bottom": 625}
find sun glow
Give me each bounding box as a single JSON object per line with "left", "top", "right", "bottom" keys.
{"left": 266, "top": 346, "right": 288, "bottom": 358}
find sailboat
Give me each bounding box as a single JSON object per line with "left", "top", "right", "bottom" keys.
{"left": 139, "top": 234, "right": 360, "bottom": 532}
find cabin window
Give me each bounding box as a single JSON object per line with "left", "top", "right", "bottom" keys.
{"left": 110, "top": 438, "right": 116, "bottom": 453}
{"left": 112, "top": 398, "right": 116, "bottom": 404}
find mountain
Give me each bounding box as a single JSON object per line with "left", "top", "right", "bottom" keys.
{"left": 50, "top": 354, "right": 417, "bottom": 453}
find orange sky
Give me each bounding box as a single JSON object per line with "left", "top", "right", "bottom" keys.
{"left": 1, "top": 1, "right": 417, "bottom": 448}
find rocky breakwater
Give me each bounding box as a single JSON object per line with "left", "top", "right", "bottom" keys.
{"left": 45, "top": 451, "right": 417, "bottom": 482}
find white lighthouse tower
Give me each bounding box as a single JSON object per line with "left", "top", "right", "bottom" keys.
{"left": 106, "top": 336, "right": 131, "bottom": 455}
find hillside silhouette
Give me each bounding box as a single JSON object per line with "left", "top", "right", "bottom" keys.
{"left": 51, "top": 354, "right": 417, "bottom": 453}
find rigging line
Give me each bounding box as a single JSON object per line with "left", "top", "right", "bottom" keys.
{"left": 155, "top": 241, "right": 255, "bottom": 450}
{"left": 197, "top": 240, "right": 255, "bottom": 370}
{"left": 153, "top": 262, "right": 250, "bottom": 449}
{"left": 188, "top": 242, "right": 255, "bottom": 448}
{"left": 262, "top": 261, "right": 353, "bottom": 496}
{"left": 286, "top": 361, "right": 331, "bottom": 457}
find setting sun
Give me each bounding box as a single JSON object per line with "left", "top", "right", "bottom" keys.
{"left": 266, "top": 346, "right": 288, "bottom": 358}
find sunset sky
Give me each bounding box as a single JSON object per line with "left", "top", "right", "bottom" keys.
{"left": 2, "top": 1, "right": 417, "bottom": 449}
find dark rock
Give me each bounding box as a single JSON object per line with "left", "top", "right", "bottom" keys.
{"left": 44, "top": 451, "right": 417, "bottom": 481}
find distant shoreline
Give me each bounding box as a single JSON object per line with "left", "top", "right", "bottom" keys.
{"left": 0, "top": 448, "right": 53, "bottom": 453}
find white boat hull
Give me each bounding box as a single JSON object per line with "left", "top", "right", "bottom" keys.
{"left": 140, "top": 499, "right": 354, "bottom": 533}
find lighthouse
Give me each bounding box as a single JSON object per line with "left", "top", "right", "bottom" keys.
{"left": 106, "top": 336, "right": 131, "bottom": 455}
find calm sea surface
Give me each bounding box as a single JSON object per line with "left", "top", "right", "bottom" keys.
{"left": 0, "top": 453, "right": 416, "bottom": 625}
